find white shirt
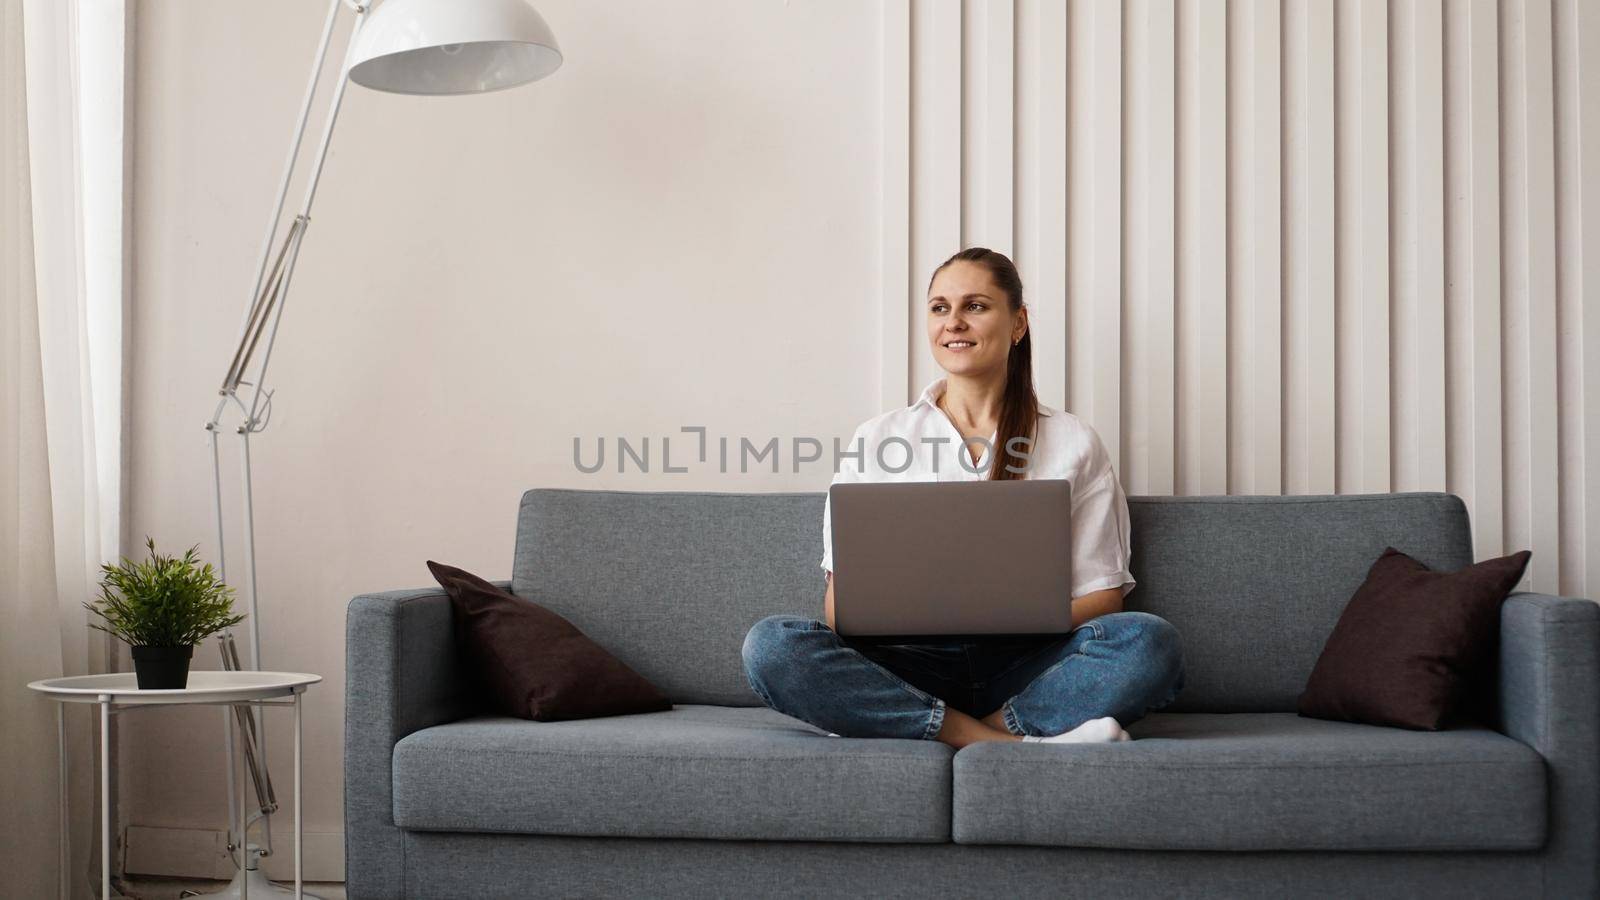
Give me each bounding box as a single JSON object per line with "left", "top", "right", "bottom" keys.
{"left": 820, "top": 377, "right": 1136, "bottom": 600}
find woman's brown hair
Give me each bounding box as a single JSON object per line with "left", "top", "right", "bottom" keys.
{"left": 927, "top": 247, "right": 1041, "bottom": 481}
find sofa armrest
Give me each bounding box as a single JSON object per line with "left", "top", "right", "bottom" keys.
{"left": 344, "top": 583, "right": 503, "bottom": 899}
{"left": 1497, "top": 591, "right": 1600, "bottom": 895}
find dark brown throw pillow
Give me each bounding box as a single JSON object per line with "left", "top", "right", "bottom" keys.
{"left": 1297, "top": 546, "right": 1532, "bottom": 731}
{"left": 426, "top": 561, "right": 671, "bottom": 721}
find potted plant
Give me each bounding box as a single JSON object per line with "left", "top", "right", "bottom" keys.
{"left": 84, "top": 537, "right": 245, "bottom": 689}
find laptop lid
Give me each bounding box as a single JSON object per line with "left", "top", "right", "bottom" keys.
{"left": 829, "top": 478, "right": 1074, "bottom": 643}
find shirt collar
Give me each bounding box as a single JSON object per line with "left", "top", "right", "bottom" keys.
{"left": 911, "top": 376, "right": 1054, "bottom": 417}
{"left": 911, "top": 377, "right": 948, "bottom": 411}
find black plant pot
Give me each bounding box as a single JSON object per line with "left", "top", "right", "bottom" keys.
{"left": 131, "top": 645, "right": 194, "bottom": 689}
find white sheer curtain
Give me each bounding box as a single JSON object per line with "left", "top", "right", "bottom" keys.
{"left": 3, "top": 0, "right": 124, "bottom": 896}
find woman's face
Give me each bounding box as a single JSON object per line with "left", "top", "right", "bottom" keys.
{"left": 926, "top": 260, "right": 1025, "bottom": 378}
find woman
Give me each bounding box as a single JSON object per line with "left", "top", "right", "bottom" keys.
{"left": 742, "top": 247, "right": 1185, "bottom": 748}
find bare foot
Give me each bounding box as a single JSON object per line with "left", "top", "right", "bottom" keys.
{"left": 935, "top": 707, "right": 1024, "bottom": 748}
{"left": 979, "top": 707, "right": 1010, "bottom": 732}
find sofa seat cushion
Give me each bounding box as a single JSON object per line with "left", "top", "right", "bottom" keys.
{"left": 952, "top": 712, "right": 1546, "bottom": 851}
{"left": 392, "top": 704, "right": 953, "bottom": 842}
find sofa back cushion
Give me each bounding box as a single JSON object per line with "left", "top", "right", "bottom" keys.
{"left": 512, "top": 488, "right": 1473, "bottom": 711}
{"left": 514, "top": 489, "right": 824, "bottom": 706}
{"left": 1128, "top": 493, "right": 1473, "bottom": 712}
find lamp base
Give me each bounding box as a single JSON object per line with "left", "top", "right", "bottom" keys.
{"left": 190, "top": 866, "right": 324, "bottom": 900}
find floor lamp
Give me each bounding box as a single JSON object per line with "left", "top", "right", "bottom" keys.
{"left": 200, "top": 1, "right": 561, "bottom": 896}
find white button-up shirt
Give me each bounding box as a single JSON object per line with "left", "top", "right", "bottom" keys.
{"left": 821, "top": 377, "right": 1136, "bottom": 600}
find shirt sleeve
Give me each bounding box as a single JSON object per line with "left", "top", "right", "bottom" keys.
{"left": 821, "top": 423, "right": 868, "bottom": 574}
{"left": 1070, "top": 430, "right": 1136, "bottom": 599}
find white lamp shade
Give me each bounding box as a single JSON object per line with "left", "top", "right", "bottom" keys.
{"left": 348, "top": 0, "right": 563, "bottom": 95}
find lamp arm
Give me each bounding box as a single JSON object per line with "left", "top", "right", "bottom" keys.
{"left": 241, "top": 0, "right": 371, "bottom": 428}
{"left": 215, "top": 0, "right": 342, "bottom": 409}
{"left": 214, "top": 0, "right": 372, "bottom": 428}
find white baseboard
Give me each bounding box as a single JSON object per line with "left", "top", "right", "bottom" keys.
{"left": 124, "top": 824, "right": 343, "bottom": 883}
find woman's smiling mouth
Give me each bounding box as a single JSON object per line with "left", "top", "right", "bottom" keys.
{"left": 943, "top": 340, "right": 976, "bottom": 351}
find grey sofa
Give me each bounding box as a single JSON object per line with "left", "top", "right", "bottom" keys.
{"left": 345, "top": 488, "right": 1599, "bottom": 899}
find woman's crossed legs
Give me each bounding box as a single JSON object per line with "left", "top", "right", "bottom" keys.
{"left": 741, "top": 610, "right": 1186, "bottom": 747}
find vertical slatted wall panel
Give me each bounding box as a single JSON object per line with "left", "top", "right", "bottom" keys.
{"left": 884, "top": 0, "right": 1596, "bottom": 596}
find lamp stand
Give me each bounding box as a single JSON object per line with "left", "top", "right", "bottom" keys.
{"left": 194, "top": 0, "right": 562, "bottom": 894}
{"left": 178, "top": 848, "right": 315, "bottom": 900}
{"left": 202, "top": 0, "right": 366, "bottom": 896}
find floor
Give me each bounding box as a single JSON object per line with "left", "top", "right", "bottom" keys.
{"left": 118, "top": 877, "right": 346, "bottom": 899}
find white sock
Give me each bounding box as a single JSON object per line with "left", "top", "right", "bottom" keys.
{"left": 1021, "top": 716, "right": 1130, "bottom": 744}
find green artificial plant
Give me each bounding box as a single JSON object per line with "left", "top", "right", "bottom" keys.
{"left": 85, "top": 537, "right": 245, "bottom": 647}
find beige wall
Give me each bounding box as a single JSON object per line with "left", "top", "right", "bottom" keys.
{"left": 127, "top": 0, "right": 883, "bottom": 878}
{"left": 127, "top": 0, "right": 1600, "bottom": 880}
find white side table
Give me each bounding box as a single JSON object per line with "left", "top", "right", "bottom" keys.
{"left": 29, "top": 670, "right": 322, "bottom": 900}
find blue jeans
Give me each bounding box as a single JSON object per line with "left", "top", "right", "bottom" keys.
{"left": 741, "top": 610, "right": 1186, "bottom": 740}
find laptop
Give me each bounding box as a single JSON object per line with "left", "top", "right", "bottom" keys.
{"left": 829, "top": 478, "right": 1074, "bottom": 643}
